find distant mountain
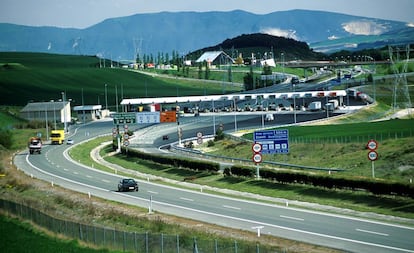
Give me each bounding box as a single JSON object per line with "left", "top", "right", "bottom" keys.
{"left": 0, "top": 10, "right": 412, "bottom": 59}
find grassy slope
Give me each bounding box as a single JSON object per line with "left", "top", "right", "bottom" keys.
{"left": 0, "top": 52, "right": 239, "bottom": 107}
{"left": 0, "top": 215, "right": 116, "bottom": 253}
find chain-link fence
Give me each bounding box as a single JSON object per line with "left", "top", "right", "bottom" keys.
{"left": 0, "top": 198, "right": 281, "bottom": 253}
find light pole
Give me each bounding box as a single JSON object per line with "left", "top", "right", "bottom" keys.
{"left": 51, "top": 100, "right": 56, "bottom": 130}
{"left": 44, "top": 103, "right": 49, "bottom": 141}
{"left": 105, "top": 84, "right": 108, "bottom": 111}
{"left": 61, "top": 92, "right": 67, "bottom": 133}
{"left": 281, "top": 52, "right": 285, "bottom": 80}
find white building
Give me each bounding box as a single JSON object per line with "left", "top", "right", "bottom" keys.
{"left": 20, "top": 101, "right": 71, "bottom": 125}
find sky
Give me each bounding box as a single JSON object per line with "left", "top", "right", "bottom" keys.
{"left": 1, "top": 0, "right": 413, "bottom": 29}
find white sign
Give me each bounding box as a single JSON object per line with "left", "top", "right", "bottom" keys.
{"left": 253, "top": 153, "right": 262, "bottom": 163}
{"left": 252, "top": 143, "right": 262, "bottom": 153}
{"left": 136, "top": 112, "right": 160, "bottom": 124}
{"left": 367, "top": 139, "right": 378, "bottom": 150}
{"left": 368, "top": 150, "right": 378, "bottom": 161}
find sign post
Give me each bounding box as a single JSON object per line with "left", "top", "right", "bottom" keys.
{"left": 252, "top": 143, "right": 262, "bottom": 179}
{"left": 367, "top": 139, "right": 378, "bottom": 178}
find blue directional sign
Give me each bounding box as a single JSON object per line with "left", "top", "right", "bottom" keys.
{"left": 253, "top": 129, "right": 289, "bottom": 154}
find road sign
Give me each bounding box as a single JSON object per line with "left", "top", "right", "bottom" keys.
{"left": 253, "top": 153, "right": 262, "bottom": 163}
{"left": 253, "top": 129, "right": 289, "bottom": 154}
{"left": 367, "top": 139, "right": 378, "bottom": 150}
{"left": 252, "top": 143, "right": 262, "bottom": 153}
{"left": 113, "top": 112, "right": 136, "bottom": 125}
{"left": 160, "top": 111, "right": 177, "bottom": 123}
{"left": 136, "top": 112, "right": 160, "bottom": 124}
{"left": 368, "top": 150, "right": 378, "bottom": 161}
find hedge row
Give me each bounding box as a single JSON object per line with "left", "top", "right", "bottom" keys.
{"left": 229, "top": 165, "right": 414, "bottom": 198}
{"left": 121, "top": 147, "right": 220, "bottom": 172}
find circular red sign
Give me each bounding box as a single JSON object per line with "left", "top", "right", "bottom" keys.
{"left": 252, "top": 143, "right": 262, "bottom": 153}
{"left": 367, "top": 139, "right": 378, "bottom": 150}
{"left": 253, "top": 153, "right": 262, "bottom": 163}
{"left": 368, "top": 150, "right": 378, "bottom": 161}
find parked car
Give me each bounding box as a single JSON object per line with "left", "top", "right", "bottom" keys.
{"left": 66, "top": 139, "right": 74, "bottom": 145}
{"left": 118, "top": 178, "right": 139, "bottom": 192}
{"left": 162, "top": 135, "right": 169, "bottom": 140}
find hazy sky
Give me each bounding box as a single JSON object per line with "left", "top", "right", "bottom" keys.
{"left": 1, "top": 0, "right": 413, "bottom": 28}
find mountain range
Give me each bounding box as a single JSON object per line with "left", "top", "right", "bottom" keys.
{"left": 1, "top": 9, "right": 413, "bottom": 60}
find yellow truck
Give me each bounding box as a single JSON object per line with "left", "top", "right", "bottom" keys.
{"left": 51, "top": 130, "right": 65, "bottom": 145}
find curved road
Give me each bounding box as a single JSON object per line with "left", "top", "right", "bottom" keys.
{"left": 14, "top": 116, "right": 414, "bottom": 253}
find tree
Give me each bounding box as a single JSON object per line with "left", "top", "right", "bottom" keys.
{"left": 234, "top": 54, "right": 244, "bottom": 66}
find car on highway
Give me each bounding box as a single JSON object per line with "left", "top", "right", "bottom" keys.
{"left": 66, "top": 139, "right": 74, "bottom": 145}
{"left": 118, "top": 178, "right": 139, "bottom": 192}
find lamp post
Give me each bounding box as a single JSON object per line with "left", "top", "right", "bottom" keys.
{"left": 44, "top": 103, "right": 49, "bottom": 141}
{"left": 61, "top": 92, "right": 67, "bottom": 133}
{"left": 105, "top": 84, "right": 108, "bottom": 110}
{"left": 51, "top": 100, "right": 57, "bottom": 130}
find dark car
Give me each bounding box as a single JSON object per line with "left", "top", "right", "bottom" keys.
{"left": 118, "top": 178, "right": 139, "bottom": 192}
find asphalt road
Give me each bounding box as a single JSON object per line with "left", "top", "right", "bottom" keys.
{"left": 14, "top": 116, "right": 414, "bottom": 253}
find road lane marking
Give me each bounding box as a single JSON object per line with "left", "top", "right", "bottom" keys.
{"left": 73, "top": 171, "right": 79, "bottom": 175}
{"left": 86, "top": 175, "right": 93, "bottom": 178}
{"left": 102, "top": 179, "right": 110, "bottom": 183}
{"left": 356, "top": 228, "right": 389, "bottom": 236}
{"left": 280, "top": 215, "right": 304, "bottom": 221}
{"left": 147, "top": 190, "right": 158, "bottom": 194}
{"left": 223, "top": 205, "right": 241, "bottom": 210}
{"left": 180, "top": 197, "right": 194, "bottom": 202}
{"left": 25, "top": 154, "right": 414, "bottom": 253}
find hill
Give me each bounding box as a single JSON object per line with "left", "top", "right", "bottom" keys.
{"left": 188, "top": 33, "right": 325, "bottom": 61}
{"left": 0, "top": 10, "right": 411, "bottom": 59}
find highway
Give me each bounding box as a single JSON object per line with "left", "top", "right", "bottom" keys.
{"left": 13, "top": 115, "right": 414, "bottom": 253}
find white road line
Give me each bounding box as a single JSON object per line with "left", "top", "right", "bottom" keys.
{"left": 86, "top": 175, "right": 93, "bottom": 178}
{"left": 63, "top": 168, "right": 68, "bottom": 171}
{"left": 180, "top": 197, "right": 194, "bottom": 202}
{"left": 73, "top": 171, "right": 79, "bottom": 175}
{"left": 223, "top": 205, "right": 241, "bottom": 210}
{"left": 147, "top": 190, "right": 158, "bottom": 194}
{"left": 356, "top": 228, "right": 389, "bottom": 236}
{"left": 280, "top": 215, "right": 304, "bottom": 221}
{"left": 102, "top": 179, "right": 110, "bottom": 183}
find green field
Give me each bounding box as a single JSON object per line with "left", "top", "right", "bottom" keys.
{"left": 0, "top": 215, "right": 118, "bottom": 253}
{"left": 0, "top": 52, "right": 240, "bottom": 107}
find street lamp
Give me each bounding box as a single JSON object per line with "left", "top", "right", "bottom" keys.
{"left": 61, "top": 92, "right": 67, "bottom": 133}
{"left": 44, "top": 103, "right": 49, "bottom": 141}
{"left": 50, "top": 99, "right": 57, "bottom": 130}
{"left": 281, "top": 52, "right": 285, "bottom": 79}
{"left": 105, "top": 84, "right": 108, "bottom": 110}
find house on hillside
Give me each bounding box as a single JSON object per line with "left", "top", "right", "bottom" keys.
{"left": 195, "top": 51, "right": 234, "bottom": 67}
{"left": 20, "top": 101, "right": 71, "bottom": 125}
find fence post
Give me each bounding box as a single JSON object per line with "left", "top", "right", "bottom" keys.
{"left": 161, "top": 233, "right": 164, "bottom": 253}
{"left": 176, "top": 234, "right": 180, "bottom": 253}
{"left": 146, "top": 232, "right": 149, "bottom": 253}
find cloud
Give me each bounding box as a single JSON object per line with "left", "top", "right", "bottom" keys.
{"left": 260, "top": 27, "right": 298, "bottom": 40}
{"left": 342, "top": 20, "right": 388, "bottom": 35}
